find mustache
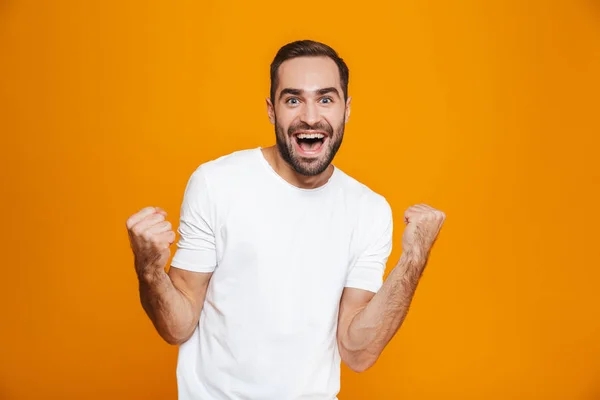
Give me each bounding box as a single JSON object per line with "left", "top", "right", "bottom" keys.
{"left": 288, "top": 121, "right": 333, "bottom": 135}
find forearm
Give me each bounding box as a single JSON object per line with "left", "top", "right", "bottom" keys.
{"left": 138, "top": 270, "right": 198, "bottom": 345}
{"left": 342, "top": 254, "right": 425, "bottom": 369}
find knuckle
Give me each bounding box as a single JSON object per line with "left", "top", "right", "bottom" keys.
{"left": 142, "top": 230, "right": 154, "bottom": 241}
{"left": 167, "top": 232, "right": 176, "bottom": 244}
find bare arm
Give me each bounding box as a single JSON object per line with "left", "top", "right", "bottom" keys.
{"left": 337, "top": 204, "right": 445, "bottom": 372}
{"left": 139, "top": 267, "right": 212, "bottom": 345}
{"left": 337, "top": 254, "right": 424, "bottom": 372}
{"left": 127, "top": 206, "right": 213, "bottom": 345}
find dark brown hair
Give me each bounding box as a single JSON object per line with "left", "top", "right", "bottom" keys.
{"left": 270, "top": 40, "right": 349, "bottom": 103}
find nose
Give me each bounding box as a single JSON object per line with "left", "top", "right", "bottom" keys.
{"left": 299, "top": 101, "right": 320, "bottom": 127}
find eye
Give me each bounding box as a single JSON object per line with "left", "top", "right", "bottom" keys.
{"left": 320, "top": 97, "right": 333, "bottom": 104}
{"left": 286, "top": 97, "right": 300, "bottom": 105}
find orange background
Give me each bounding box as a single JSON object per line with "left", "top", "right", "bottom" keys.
{"left": 1, "top": 1, "right": 599, "bottom": 399}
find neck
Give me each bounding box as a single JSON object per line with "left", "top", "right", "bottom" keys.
{"left": 261, "top": 146, "right": 334, "bottom": 189}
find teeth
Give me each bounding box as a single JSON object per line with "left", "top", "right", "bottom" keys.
{"left": 296, "top": 133, "right": 325, "bottom": 139}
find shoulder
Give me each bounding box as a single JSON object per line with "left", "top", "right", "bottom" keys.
{"left": 183, "top": 147, "right": 260, "bottom": 193}
{"left": 181, "top": 148, "right": 261, "bottom": 212}
{"left": 195, "top": 147, "right": 259, "bottom": 179}
{"left": 336, "top": 169, "right": 394, "bottom": 257}
{"left": 334, "top": 168, "right": 392, "bottom": 219}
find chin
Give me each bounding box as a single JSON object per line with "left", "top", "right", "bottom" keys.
{"left": 294, "top": 162, "right": 328, "bottom": 177}
{"left": 289, "top": 147, "right": 333, "bottom": 176}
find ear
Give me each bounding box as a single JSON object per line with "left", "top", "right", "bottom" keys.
{"left": 266, "top": 97, "right": 275, "bottom": 124}
{"left": 344, "top": 96, "right": 352, "bottom": 123}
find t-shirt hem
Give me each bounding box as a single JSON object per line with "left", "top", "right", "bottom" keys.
{"left": 344, "top": 280, "right": 382, "bottom": 293}
{"left": 170, "top": 260, "right": 216, "bottom": 273}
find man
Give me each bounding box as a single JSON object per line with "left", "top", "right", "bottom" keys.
{"left": 126, "top": 40, "right": 445, "bottom": 399}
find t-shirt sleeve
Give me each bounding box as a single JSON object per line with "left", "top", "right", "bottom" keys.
{"left": 170, "top": 166, "right": 218, "bottom": 273}
{"left": 345, "top": 195, "right": 393, "bottom": 293}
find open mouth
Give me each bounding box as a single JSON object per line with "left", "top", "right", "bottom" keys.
{"left": 293, "top": 132, "right": 327, "bottom": 155}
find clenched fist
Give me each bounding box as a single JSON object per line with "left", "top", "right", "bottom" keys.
{"left": 401, "top": 204, "right": 446, "bottom": 267}
{"left": 126, "top": 206, "right": 176, "bottom": 279}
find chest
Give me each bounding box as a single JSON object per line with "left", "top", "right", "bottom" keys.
{"left": 211, "top": 191, "right": 357, "bottom": 327}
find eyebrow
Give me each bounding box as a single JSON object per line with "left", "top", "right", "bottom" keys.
{"left": 278, "top": 87, "right": 341, "bottom": 101}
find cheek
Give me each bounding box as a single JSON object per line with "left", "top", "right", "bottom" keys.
{"left": 324, "top": 111, "right": 346, "bottom": 130}
{"left": 275, "top": 120, "right": 290, "bottom": 137}
{"left": 275, "top": 110, "right": 297, "bottom": 130}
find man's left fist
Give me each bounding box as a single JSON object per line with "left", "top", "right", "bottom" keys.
{"left": 401, "top": 204, "right": 446, "bottom": 264}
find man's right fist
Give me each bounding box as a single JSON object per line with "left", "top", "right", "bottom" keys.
{"left": 126, "top": 206, "right": 176, "bottom": 278}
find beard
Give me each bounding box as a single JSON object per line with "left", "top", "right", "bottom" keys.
{"left": 274, "top": 115, "right": 345, "bottom": 177}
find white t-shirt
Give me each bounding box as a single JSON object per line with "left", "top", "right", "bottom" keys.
{"left": 170, "top": 147, "right": 393, "bottom": 400}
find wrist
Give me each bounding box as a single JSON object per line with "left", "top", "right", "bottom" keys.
{"left": 398, "top": 250, "right": 428, "bottom": 280}
{"left": 399, "top": 250, "right": 427, "bottom": 268}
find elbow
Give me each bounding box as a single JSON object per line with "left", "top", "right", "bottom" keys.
{"left": 346, "top": 358, "right": 376, "bottom": 373}
{"left": 163, "top": 334, "right": 186, "bottom": 346}
{"left": 341, "top": 350, "right": 379, "bottom": 373}
{"left": 159, "top": 325, "right": 196, "bottom": 346}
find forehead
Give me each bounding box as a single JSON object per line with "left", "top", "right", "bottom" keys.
{"left": 276, "top": 56, "right": 341, "bottom": 94}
